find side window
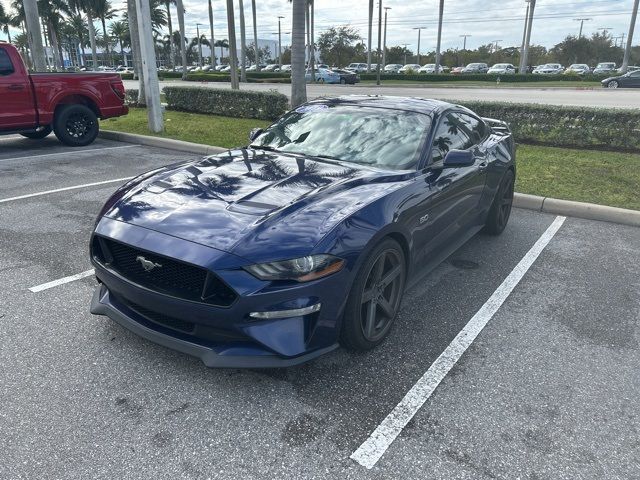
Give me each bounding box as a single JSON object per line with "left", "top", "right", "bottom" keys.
{"left": 456, "top": 113, "right": 488, "bottom": 145}
{"left": 0, "top": 48, "right": 15, "bottom": 76}
{"left": 430, "top": 113, "right": 473, "bottom": 163}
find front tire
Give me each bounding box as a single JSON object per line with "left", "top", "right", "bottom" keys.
{"left": 341, "top": 238, "right": 406, "bottom": 351}
{"left": 483, "top": 170, "right": 514, "bottom": 235}
{"left": 20, "top": 126, "right": 52, "bottom": 140}
{"left": 607, "top": 80, "right": 619, "bottom": 89}
{"left": 53, "top": 104, "right": 99, "bottom": 147}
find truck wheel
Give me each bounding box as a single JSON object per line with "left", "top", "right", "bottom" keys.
{"left": 53, "top": 104, "right": 99, "bottom": 147}
{"left": 20, "top": 126, "right": 52, "bottom": 140}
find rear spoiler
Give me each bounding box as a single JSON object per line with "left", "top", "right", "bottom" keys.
{"left": 482, "top": 117, "right": 511, "bottom": 135}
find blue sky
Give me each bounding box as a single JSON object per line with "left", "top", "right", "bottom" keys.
{"left": 2, "top": 0, "right": 637, "bottom": 52}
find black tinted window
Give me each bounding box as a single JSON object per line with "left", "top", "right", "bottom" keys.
{"left": 430, "top": 113, "right": 473, "bottom": 163}
{"left": 456, "top": 113, "right": 487, "bottom": 145}
{"left": 0, "top": 49, "right": 14, "bottom": 75}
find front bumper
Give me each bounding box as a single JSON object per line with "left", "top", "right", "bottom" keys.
{"left": 91, "top": 283, "right": 338, "bottom": 368}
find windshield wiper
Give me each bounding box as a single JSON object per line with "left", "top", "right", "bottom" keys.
{"left": 249, "top": 145, "right": 280, "bottom": 152}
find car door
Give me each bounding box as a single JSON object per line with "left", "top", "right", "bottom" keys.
{"left": 0, "top": 47, "right": 36, "bottom": 130}
{"left": 626, "top": 70, "right": 640, "bottom": 87}
{"left": 413, "top": 111, "right": 489, "bottom": 261}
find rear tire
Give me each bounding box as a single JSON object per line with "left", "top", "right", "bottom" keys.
{"left": 340, "top": 78, "right": 346, "bottom": 84}
{"left": 340, "top": 238, "right": 406, "bottom": 351}
{"left": 483, "top": 170, "right": 514, "bottom": 236}
{"left": 20, "top": 126, "right": 52, "bottom": 140}
{"left": 53, "top": 104, "right": 99, "bottom": 147}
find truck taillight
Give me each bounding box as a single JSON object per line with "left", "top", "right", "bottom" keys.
{"left": 111, "top": 83, "right": 125, "bottom": 100}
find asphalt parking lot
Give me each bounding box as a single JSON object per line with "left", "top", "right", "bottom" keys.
{"left": 1, "top": 135, "right": 639, "bottom": 479}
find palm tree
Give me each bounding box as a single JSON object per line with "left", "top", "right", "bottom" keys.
{"left": 225, "top": 0, "right": 239, "bottom": 89}
{"left": 208, "top": 0, "right": 215, "bottom": 66}
{"left": 69, "top": 0, "right": 99, "bottom": 69}
{"left": 38, "top": 0, "right": 69, "bottom": 69}
{"left": 164, "top": 0, "right": 176, "bottom": 68}
{"left": 94, "top": 0, "right": 116, "bottom": 65}
{"left": 214, "top": 38, "right": 228, "bottom": 62}
{"left": 174, "top": 0, "right": 187, "bottom": 78}
{"left": 238, "top": 0, "right": 247, "bottom": 82}
{"left": 0, "top": 3, "right": 10, "bottom": 42}
{"left": 68, "top": 12, "right": 89, "bottom": 66}
{"left": 251, "top": 0, "right": 258, "bottom": 70}
{"left": 109, "top": 20, "right": 129, "bottom": 66}
{"left": 290, "top": 0, "right": 306, "bottom": 106}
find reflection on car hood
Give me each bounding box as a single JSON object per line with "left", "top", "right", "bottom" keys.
{"left": 105, "top": 148, "right": 405, "bottom": 259}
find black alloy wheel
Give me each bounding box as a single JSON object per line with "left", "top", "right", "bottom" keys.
{"left": 341, "top": 238, "right": 406, "bottom": 351}
{"left": 483, "top": 170, "right": 515, "bottom": 235}
{"left": 53, "top": 104, "right": 99, "bottom": 147}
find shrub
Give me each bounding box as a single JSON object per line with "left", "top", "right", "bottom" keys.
{"left": 163, "top": 86, "right": 288, "bottom": 120}
{"left": 125, "top": 88, "right": 139, "bottom": 106}
{"left": 453, "top": 100, "right": 640, "bottom": 151}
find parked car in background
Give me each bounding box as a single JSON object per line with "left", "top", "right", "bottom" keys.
{"left": 213, "top": 65, "right": 227, "bottom": 72}
{"left": 418, "top": 64, "right": 436, "bottom": 73}
{"left": 565, "top": 64, "right": 591, "bottom": 75}
{"left": 601, "top": 69, "right": 640, "bottom": 88}
{"left": 346, "top": 63, "right": 369, "bottom": 73}
{"left": 384, "top": 64, "right": 403, "bottom": 73}
{"left": 625, "top": 65, "right": 640, "bottom": 72}
{"left": 593, "top": 62, "right": 616, "bottom": 75}
{"left": 487, "top": 63, "right": 516, "bottom": 75}
{"left": 399, "top": 64, "right": 421, "bottom": 74}
{"left": 117, "top": 66, "right": 134, "bottom": 75}
{"left": 462, "top": 63, "right": 489, "bottom": 74}
{"left": 331, "top": 68, "right": 360, "bottom": 84}
{"left": 305, "top": 68, "right": 341, "bottom": 84}
{"left": 451, "top": 66, "right": 465, "bottom": 74}
{"left": 264, "top": 64, "right": 281, "bottom": 72}
{"left": 0, "top": 42, "right": 128, "bottom": 146}
{"left": 533, "top": 63, "right": 564, "bottom": 74}
{"left": 279, "top": 64, "right": 292, "bottom": 73}
{"left": 90, "top": 95, "right": 516, "bottom": 367}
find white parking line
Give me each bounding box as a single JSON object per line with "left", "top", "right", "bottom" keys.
{"left": 29, "top": 269, "right": 95, "bottom": 293}
{"left": 350, "top": 216, "right": 567, "bottom": 469}
{"left": 0, "top": 145, "right": 139, "bottom": 164}
{"left": 0, "top": 177, "right": 133, "bottom": 204}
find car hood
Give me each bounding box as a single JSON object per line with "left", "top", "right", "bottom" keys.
{"left": 104, "top": 148, "right": 406, "bottom": 261}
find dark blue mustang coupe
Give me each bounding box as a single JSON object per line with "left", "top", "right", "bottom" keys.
{"left": 90, "top": 96, "right": 515, "bottom": 367}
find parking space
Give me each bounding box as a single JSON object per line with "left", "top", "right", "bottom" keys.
{"left": 1, "top": 139, "right": 638, "bottom": 479}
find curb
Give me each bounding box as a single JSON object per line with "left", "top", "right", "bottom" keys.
{"left": 514, "top": 193, "right": 640, "bottom": 227}
{"left": 99, "top": 130, "right": 226, "bottom": 156}
{"left": 100, "top": 130, "right": 639, "bottom": 228}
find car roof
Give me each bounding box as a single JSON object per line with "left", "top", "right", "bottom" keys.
{"left": 307, "top": 95, "right": 454, "bottom": 115}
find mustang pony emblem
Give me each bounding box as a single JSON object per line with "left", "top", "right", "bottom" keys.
{"left": 136, "top": 256, "right": 162, "bottom": 272}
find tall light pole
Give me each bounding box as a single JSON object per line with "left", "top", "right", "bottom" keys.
{"left": 413, "top": 27, "right": 425, "bottom": 65}
{"left": 196, "top": 23, "right": 203, "bottom": 66}
{"left": 376, "top": 0, "right": 382, "bottom": 85}
{"left": 367, "top": 0, "right": 373, "bottom": 72}
{"left": 382, "top": 7, "right": 391, "bottom": 68}
{"left": 23, "top": 0, "right": 46, "bottom": 71}
{"left": 574, "top": 18, "right": 591, "bottom": 38}
{"left": 435, "top": 0, "right": 444, "bottom": 73}
{"left": 519, "top": 0, "right": 530, "bottom": 72}
{"left": 402, "top": 43, "right": 409, "bottom": 65}
{"left": 460, "top": 34, "right": 471, "bottom": 51}
{"left": 238, "top": 0, "right": 247, "bottom": 82}
{"left": 621, "top": 0, "right": 639, "bottom": 73}
{"left": 208, "top": 0, "right": 216, "bottom": 66}
{"left": 597, "top": 27, "right": 613, "bottom": 36}
{"left": 226, "top": 0, "right": 239, "bottom": 89}
{"left": 278, "top": 15, "right": 285, "bottom": 65}
{"left": 520, "top": 0, "right": 536, "bottom": 75}
{"left": 251, "top": 0, "right": 259, "bottom": 70}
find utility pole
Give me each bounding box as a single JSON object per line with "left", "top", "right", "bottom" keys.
{"left": 134, "top": 0, "right": 163, "bottom": 132}
{"left": 520, "top": 0, "right": 536, "bottom": 75}
{"left": 402, "top": 43, "right": 409, "bottom": 65}
{"left": 23, "top": 0, "right": 46, "bottom": 71}
{"left": 227, "top": 0, "right": 239, "bottom": 89}
{"left": 519, "top": 0, "right": 530, "bottom": 72}
{"left": 196, "top": 23, "right": 203, "bottom": 66}
{"left": 277, "top": 15, "right": 284, "bottom": 65}
{"left": 382, "top": 7, "right": 390, "bottom": 68}
{"left": 252, "top": 0, "right": 259, "bottom": 70}
{"left": 435, "top": 0, "right": 444, "bottom": 74}
{"left": 208, "top": 0, "right": 216, "bottom": 66}
{"left": 460, "top": 34, "right": 471, "bottom": 51}
{"left": 376, "top": 0, "right": 382, "bottom": 85}
{"left": 367, "top": 0, "right": 373, "bottom": 71}
{"left": 238, "top": 0, "right": 247, "bottom": 82}
{"left": 413, "top": 27, "right": 425, "bottom": 65}
{"left": 574, "top": 18, "right": 591, "bottom": 38}
{"left": 621, "top": 0, "right": 639, "bottom": 72}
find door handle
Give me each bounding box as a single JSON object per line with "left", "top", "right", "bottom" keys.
{"left": 478, "top": 160, "right": 489, "bottom": 171}
{"left": 7, "top": 84, "right": 24, "bottom": 91}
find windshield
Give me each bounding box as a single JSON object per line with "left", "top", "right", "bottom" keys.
{"left": 251, "top": 105, "right": 431, "bottom": 170}
{"left": 597, "top": 63, "right": 615, "bottom": 68}
{"left": 492, "top": 64, "right": 510, "bottom": 68}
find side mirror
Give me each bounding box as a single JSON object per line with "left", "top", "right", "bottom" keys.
{"left": 249, "top": 127, "right": 264, "bottom": 143}
{"left": 443, "top": 149, "right": 474, "bottom": 168}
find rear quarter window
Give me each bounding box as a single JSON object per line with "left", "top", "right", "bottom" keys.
{"left": 0, "top": 48, "right": 15, "bottom": 76}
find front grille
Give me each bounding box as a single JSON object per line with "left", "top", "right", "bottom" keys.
{"left": 92, "top": 236, "right": 237, "bottom": 306}
{"left": 120, "top": 297, "right": 196, "bottom": 333}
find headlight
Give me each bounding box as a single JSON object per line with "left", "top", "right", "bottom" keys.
{"left": 244, "top": 254, "right": 345, "bottom": 282}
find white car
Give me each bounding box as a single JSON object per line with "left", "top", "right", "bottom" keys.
{"left": 418, "top": 64, "right": 436, "bottom": 73}
{"left": 565, "top": 64, "right": 591, "bottom": 75}
{"left": 279, "top": 64, "right": 292, "bottom": 72}
{"left": 534, "top": 63, "right": 564, "bottom": 74}
{"left": 346, "top": 63, "right": 369, "bottom": 73}
{"left": 487, "top": 63, "right": 516, "bottom": 75}
{"left": 398, "top": 64, "right": 421, "bottom": 74}
{"left": 384, "top": 64, "right": 402, "bottom": 73}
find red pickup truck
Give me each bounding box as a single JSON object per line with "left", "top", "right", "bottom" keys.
{"left": 0, "top": 42, "right": 128, "bottom": 146}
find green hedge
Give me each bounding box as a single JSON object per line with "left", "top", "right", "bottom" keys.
{"left": 163, "top": 86, "right": 288, "bottom": 120}
{"left": 359, "top": 73, "right": 608, "bottom": 83}
{"left": 454, "top": 101, "right": 640, "bottom": 151}
{"left": 185, "top": 73, "right": 291, "bottom": 83}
